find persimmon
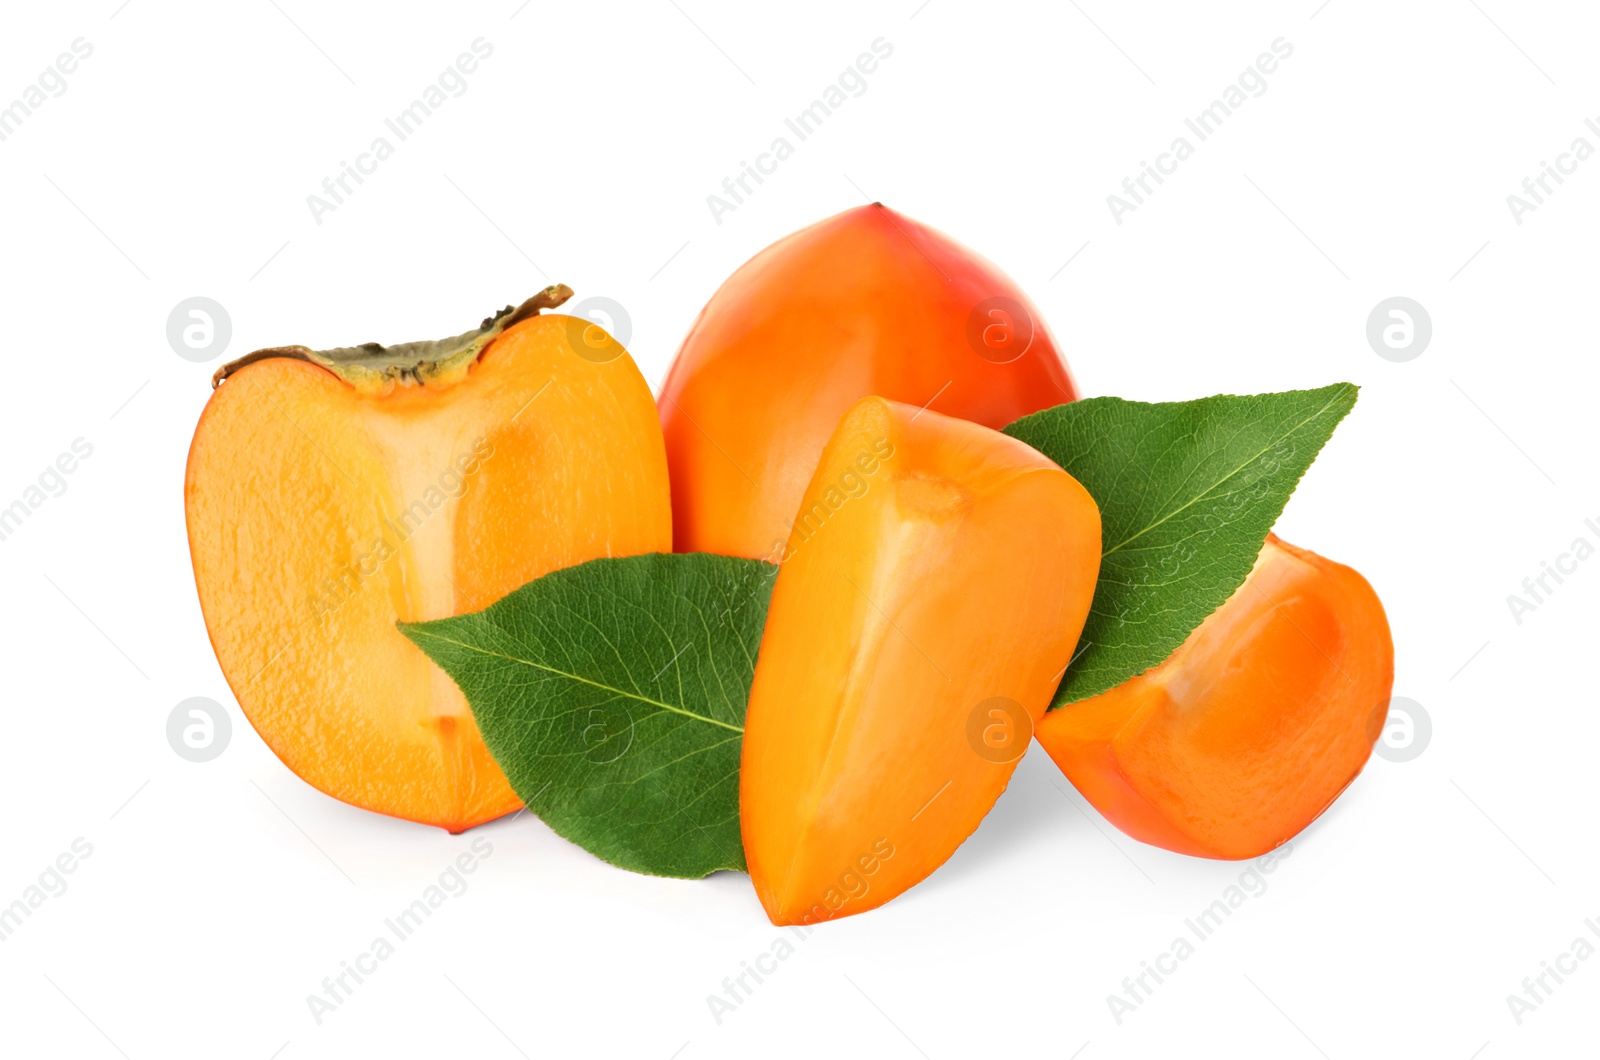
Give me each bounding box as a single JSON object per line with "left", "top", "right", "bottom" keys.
{"left": 1035, "top": 535, "right": 1393, "bottom": 860}
{"left": 185, "top": 287, "right": 671, "bottom": 832}
{"left": 740, "top": 396, "right": 1100, "bottom": 925}
{"left": 658, "top": 203, "right": 1079, "bottom": 560}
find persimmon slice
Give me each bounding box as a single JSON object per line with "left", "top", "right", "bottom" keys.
{"left": 740, "top": 396, "right": 1100, "bottom": 924}
{"left": 185, "top": 289, "right": 671, "bottom": 832}
{"left": 1035, "top": 535, "right": 1394, "bottom": 859}
{"left": 659, "top": 203, "right": 1079, "bottom": 560}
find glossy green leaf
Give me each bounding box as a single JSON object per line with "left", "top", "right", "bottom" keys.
{"left": 400, "top": 553, "right": 776, "bottom": 878}
{"left": 1004, "top": 384, "right": 1358, "bottom": 707}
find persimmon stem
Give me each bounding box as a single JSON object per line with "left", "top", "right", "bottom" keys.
{"left": 212, "top": 284, "right": 574, "bottom": 393}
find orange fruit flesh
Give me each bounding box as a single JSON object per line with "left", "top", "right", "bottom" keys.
{"left": 1035, "top": 535, "right": 1394, "bottom": 859}
{"left": 185, "top": 314, "right": 671, "bottom": 832}
{"left": 741, "top": 397, "right": 1101, "bottom": 924}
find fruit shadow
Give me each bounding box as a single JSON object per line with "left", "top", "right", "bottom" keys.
{"left": 913, "top": 744, "right": 1271, "bottom": 899}
{"left": 908, "top": 746, "right": 1105, "bottom": 895}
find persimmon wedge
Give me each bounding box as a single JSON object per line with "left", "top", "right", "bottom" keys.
{"left": 741, "top": 396, "right": 1100, "bottom": 925}
{"left": 185, "top": 287, "right": 671, "bottom": 832}
{"left": 1035, "top": 535, "right": 1394, "bottom": 860}
{"left": 659, "top": 203, "right": 1079, "bottom": 560}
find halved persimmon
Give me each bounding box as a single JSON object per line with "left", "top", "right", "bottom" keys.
{"left": 185, "top": 287, "right": 671, "bottom": 832}
{"left": 740, "top": 396, "right": 1100, "bottom": 924}
{"left": 1035, "top": 535, "right": 1394, "bottom": 860}
{"left": 659, "top": 203, "right": 1079, "bottom": 560}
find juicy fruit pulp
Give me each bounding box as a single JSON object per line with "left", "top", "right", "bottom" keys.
{"left": 1035, "top": 535, "right": 1393, "bottom": 859}
{"left": 740, "top": 397, "right": 1101, "bottom": 924}
{"left": 659, "top": 203, "right": 1079, "bottom": 561}
{"left": 185, "top": 297, "right": 671, "bottom": 832}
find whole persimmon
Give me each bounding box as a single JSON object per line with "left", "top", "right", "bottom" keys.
{"left": 185, "top": 287, "right": 671, "bottom": 832}
{"left": 659, "top": 204, "right": 1078, "bottom": 559}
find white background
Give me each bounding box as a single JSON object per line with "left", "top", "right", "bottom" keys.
{"left": 1, "top": 1, "right": 1595, "bottom": 1057}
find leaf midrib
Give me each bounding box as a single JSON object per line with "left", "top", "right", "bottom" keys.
{"left": 404, "top": 626, "right": 744, "bottom": 733}
{"left": 1101, "top": 388, "right": 1350, "bottom": 557}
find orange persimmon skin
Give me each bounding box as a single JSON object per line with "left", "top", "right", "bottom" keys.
{"left": 1035, "top": 535, "right": 1394, "bottom": 860}
{"left": 185, "top": 314, "right": 671, "bottom": 832}
{"left": 659, "top": 203, "right": 1079, "bottom": 560}
{"left": 741, "top": 397, "right": 1101, "bottom": 925}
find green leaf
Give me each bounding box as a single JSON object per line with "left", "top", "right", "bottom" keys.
{"left": 399, "top": 553, "right": 777, "bottom": 878}
{"left": 1003, "top": 384, "right": 1358, "bottom": 708}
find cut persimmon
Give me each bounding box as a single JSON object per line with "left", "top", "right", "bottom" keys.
{"left": 1035, "top": 534, "right": 1394, "bottom": 860}
{"left": 185, "top": 287, "right": 671, "bottom": 832}
{"left": 740, "top": 396, "right": 1100, "bottom": 924}
{"left": 659, "top": 203, "right": 1079, "bottom": 560}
